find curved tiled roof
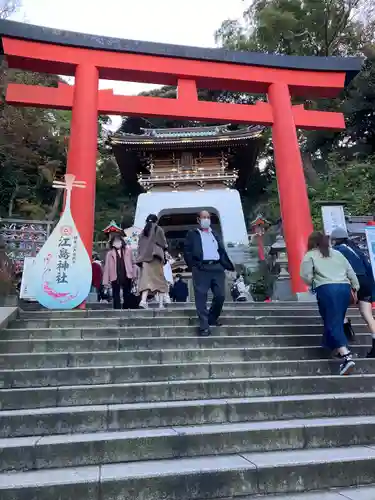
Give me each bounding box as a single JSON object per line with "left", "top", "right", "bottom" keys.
{"left": 111, "top": 125, "right": 264, "bottom": 147}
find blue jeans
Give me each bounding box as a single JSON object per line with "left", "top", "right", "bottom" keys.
{"left": 316, "top": 284, "right": 351, "bottom": 351}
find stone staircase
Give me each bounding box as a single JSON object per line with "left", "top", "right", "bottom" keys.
{"left": 1, "top": 303, "right": 375, "bottom": 499}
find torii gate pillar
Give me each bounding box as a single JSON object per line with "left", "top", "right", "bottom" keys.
{"left": 269, "top": 82, "right": 313, "bottom": 292}
{"left": 66, "top": 64, "right": 99, "bottom": 258}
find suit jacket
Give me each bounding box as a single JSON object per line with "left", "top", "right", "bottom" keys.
{"left": 184, "top": 228, "right": 235, "bottom": 272}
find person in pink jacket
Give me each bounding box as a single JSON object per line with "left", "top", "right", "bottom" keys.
{"left": 102, "top": 235, "right": 136, "bottom": 309}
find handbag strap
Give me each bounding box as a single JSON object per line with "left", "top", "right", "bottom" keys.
{"left": 310, "top": 256, "right": 317, "bottom": 293}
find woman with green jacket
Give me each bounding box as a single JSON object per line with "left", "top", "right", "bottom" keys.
{"left": 300, "top": 231, "right": 359, "bottom": 376}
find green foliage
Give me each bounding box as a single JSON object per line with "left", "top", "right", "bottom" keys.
{"left": 309, "top": 154, "right": 375, "bottom": 226}
{"left": 0, "top": 67, "right": 70, "bottom": 219}
{"left": 216, "top": 0, "right": 371, "bottom": 57}
{"left": 94, "top": 157, "right": 137, "bottom": 238}
{"left": 254, "top": 154, "right": 375, "bottom": 227}
{"left": 216, "top": 0, "right": 375, "bottom": 225}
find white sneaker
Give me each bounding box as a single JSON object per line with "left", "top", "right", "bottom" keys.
{"left": 139, "top": 301, "right": 148, "bottom": 309}
{"left": 159, "top": 293, "right": 166, "bottom": 309}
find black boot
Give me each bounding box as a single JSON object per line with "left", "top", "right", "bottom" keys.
{"left": 367, "top": 338, "right": 375, "bottom": 358}
{"left": 198, "top": 328, "right": 211, "bottom": 337}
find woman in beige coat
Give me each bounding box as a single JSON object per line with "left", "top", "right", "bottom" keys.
{"left": 136, "top": 214, "right": 168, "bottom": 309}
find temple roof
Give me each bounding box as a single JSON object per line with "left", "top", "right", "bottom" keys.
{"left": 110, "top": 124, "right": 264, "bottom": 192}
{"left": 0, "top": 20, "right": 362, "bottom": 84}
{"left": 111, "top": 125, "right": 264, "bottom": 149}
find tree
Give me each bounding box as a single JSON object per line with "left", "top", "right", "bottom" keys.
{"left": 341, "top": 49, "right": 375, "bottom": 156}
{"left": 0, "top": 0, "right": 134, "bottom": 234}
{"left": 0, "top": 0, "right": 21, "bottom": 19}
{"left": 0, "top": 68, "right": 70, "bottom": 219}
{"left": 216, "top": 0, "right": 372, "bottom": 57}
{"left": 119, "top": 87, "right": 224, "bottom": 132}
{"left": 215, "top": 0, "right": 375, "bottom": 223}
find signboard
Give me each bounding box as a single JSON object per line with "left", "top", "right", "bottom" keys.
{"left": 31, "top": 174, "right": 92, "bottom": 309}
{"left": 321, "top": 205, "right": 347, "bottom": 236}
{"left": 20, "top": 256, "right": 36, "bottom": 300}
{"left": 365, "top": 225, "right": 375, "bottom": 279}
{"left": 123, "top": 226, "right": 142, "bottom": 249}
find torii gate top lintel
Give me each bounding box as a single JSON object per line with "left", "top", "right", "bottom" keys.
{"left": 0, "top": 19, "right": 363, "bottom": 98}
{"left": 0, "top": 19, "right": 362, "bottom": 77}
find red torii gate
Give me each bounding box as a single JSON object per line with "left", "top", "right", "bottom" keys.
{"left": 0, "top": 20, "right": 362, "bottom": 294}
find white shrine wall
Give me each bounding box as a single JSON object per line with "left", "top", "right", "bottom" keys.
{"left": 134, "top": 189, "right": 248, "bottom": 247}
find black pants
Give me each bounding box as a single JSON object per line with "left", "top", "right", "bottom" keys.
{"left": 192, "top": 264, "right": 225, "bottom": 331}
{"left": 112, "top": 278, "right": 132, "bottom": 310}
{"left": 96, "top": 285, "right": 105, "bottom": 302}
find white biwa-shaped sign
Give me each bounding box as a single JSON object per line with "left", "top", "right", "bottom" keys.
{"left": 31, "top": 174, "right": 92, "bottom": 309}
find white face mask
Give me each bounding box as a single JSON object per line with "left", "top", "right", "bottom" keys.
{"left": 199, "top": 218, "right": 211, "bottom": 229}
{"left": 113, "top": 240, "right": 122, "bottom": 249}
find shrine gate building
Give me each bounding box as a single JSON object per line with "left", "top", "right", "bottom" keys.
{"left": 111, "top": 124, "right": 263, "bottom": 260}
{"left": 0, "top": 20, "right": 362, "bottom": 293}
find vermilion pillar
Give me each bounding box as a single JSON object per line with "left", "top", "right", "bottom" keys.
{"left": 268, "top": 82, "right": 313, "bottom": 293}
{"left": 66, "top": 63, "right": 99, "bottom": 257}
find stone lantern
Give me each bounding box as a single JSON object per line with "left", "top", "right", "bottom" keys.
{"left": 269, "top": 234, "right": 316, "bottom": 302}
{"left": 269, "top": 234, "right": 293, "bottom": 301}
{"left": 270, "top": 235, "right": 289, "bottom": 277}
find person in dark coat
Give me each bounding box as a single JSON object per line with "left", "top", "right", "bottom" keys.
{"left": 170, "top": 274, "right": 189, "bottom": 302}
{"left": 331, "top": 227, "right": 375, "bottom": 357}
{"left": 103, "top": 236, "right": 136, "bottom": 310}
{"left": 91, "top": 253, "right": 104, "bottom": 302}
{"left": 184, "top": 210, "right": 235, "bottom": 336}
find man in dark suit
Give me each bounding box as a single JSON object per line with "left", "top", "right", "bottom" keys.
{"left": 184, "top": 210, "right": 235, "bottom": 336}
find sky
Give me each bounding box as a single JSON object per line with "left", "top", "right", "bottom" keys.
{"left": 12, "top": 0, "right": 247, "bottom": 128}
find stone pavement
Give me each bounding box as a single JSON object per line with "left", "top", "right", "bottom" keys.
{"left": 0, "top": 303, "right": 375, "bottom": 499}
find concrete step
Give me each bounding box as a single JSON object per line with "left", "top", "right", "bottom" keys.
{"left": 2, "top": 358, "right": 375, "bottom": 389}
{"left": 0, "top": 333, "right": 372, "bottom": 353}
{"left": 1, "top": 323, "right": 370, "bottom": 339}
{"left": 18, "top": 307, "right": 357, "bottom": 320}
{"left": 1, "top": 374, "right": 375, "bottom": 410}
{"left": 10, "top": 315, "right": 337, "bottom": 329}
{"left": 2, "top": 415, "right": 375, "bottom": 473}
{"left": 1, "top": 392, "right": 374, "bottom": 438}
{"left": 17, "top": 305, "right": 365, "bottom": 319}
{"left": 1, "top": 446, "right": 375, "bottom": 499}
{"left": 213, "top": 485, "right": 375, "bottom": 499}
{"left": 18, "top": 304, "right": 325, "bottom": 318}
{"left": 0, "top": 345, "right": 371, "bottom": 370}
{"left": 20, "top": 301, "right": 323, "bottom": 311}
{"left": 2, "top": 304, "right": 373, "bottom": 498}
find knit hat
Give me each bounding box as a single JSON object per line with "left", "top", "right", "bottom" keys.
{"left": 330, "top": 227, "right": 349, "bottom": 239}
